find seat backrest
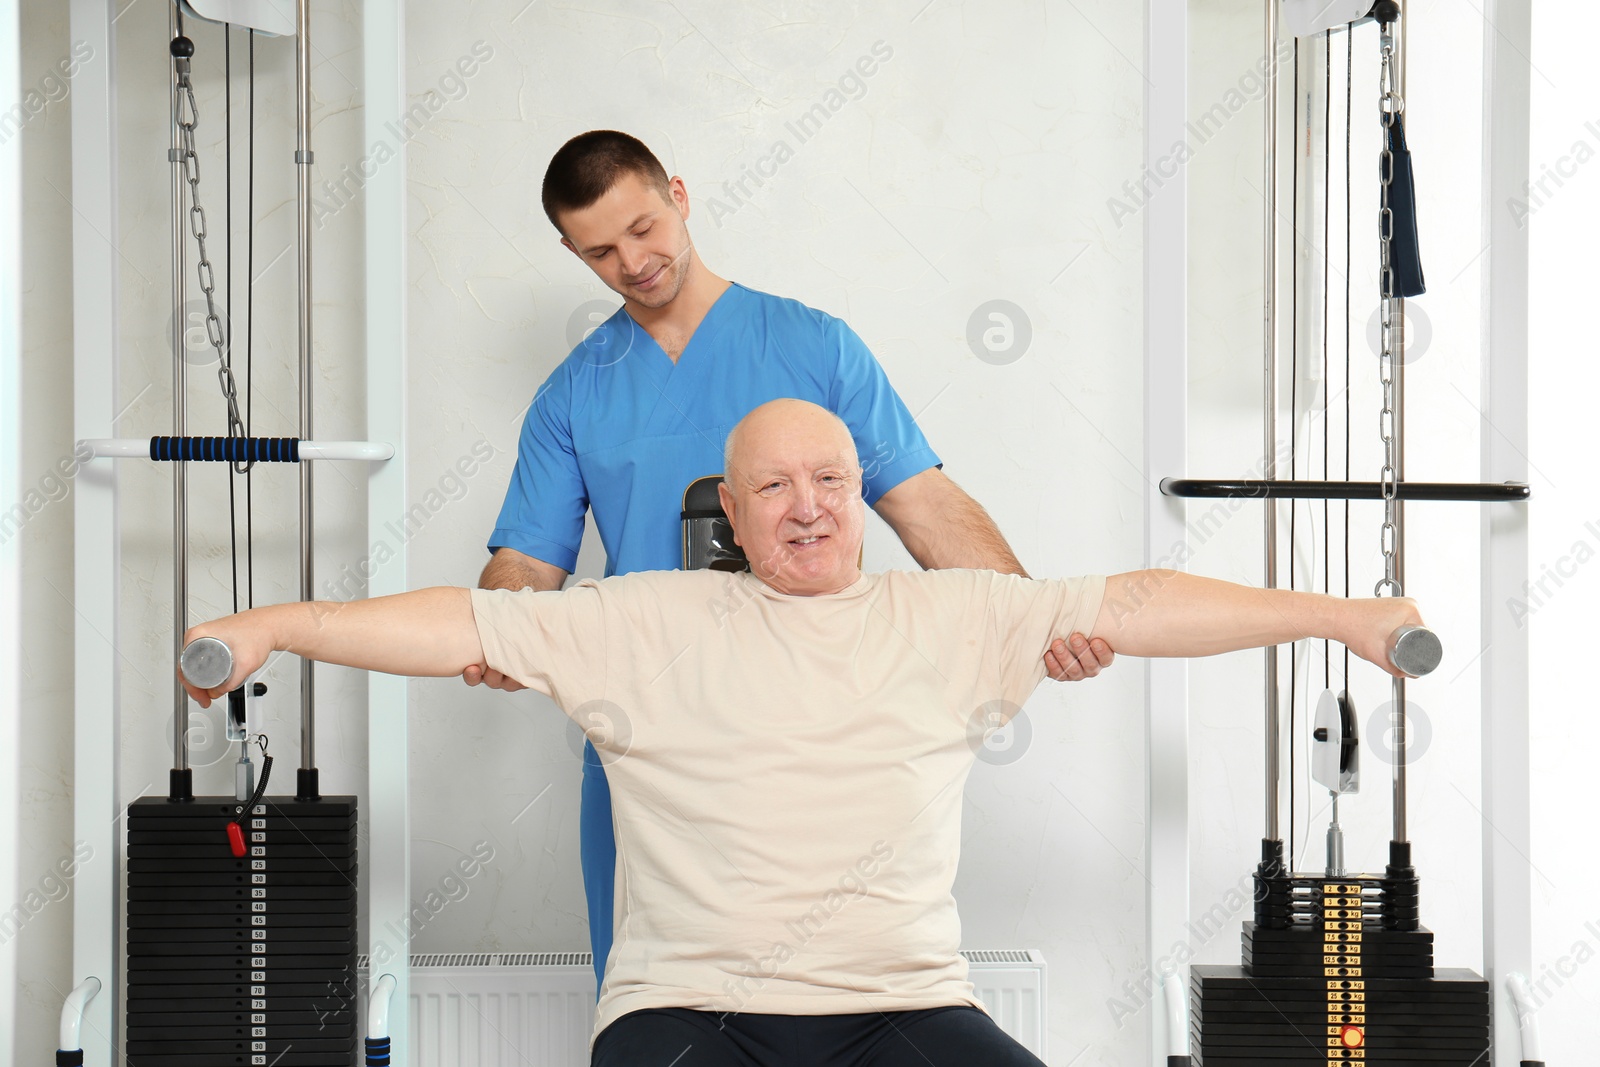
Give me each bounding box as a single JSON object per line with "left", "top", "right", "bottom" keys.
{"left": 681, "top": 475, "right": 749, "bottom": 572}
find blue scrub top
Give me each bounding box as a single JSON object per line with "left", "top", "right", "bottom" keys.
{"left": 489, "top": 283, "right": 940, "bottom": 576}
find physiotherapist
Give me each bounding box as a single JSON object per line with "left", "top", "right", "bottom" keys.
{"left": 463, "top": 130, "right": 1114, "bottom": 992}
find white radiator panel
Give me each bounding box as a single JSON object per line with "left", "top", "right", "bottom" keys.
{"left": 965, "top": 948, "right": 1049, "bottom": 1057}
{"left": 362, "top": 949, "right": 1046, "bottom": 1066}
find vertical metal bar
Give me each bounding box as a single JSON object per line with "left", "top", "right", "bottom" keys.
{"left": 295, "top": 0, "right": 316, "bottom": 782}
{"left": 1391, "top": 677, "right": 1406, "bottom": 840}
{"left": 1262, "top": 0, "right": 1282, "bottom": 845}
{"left": 0, "top": 0, "right": 22, "bottom": 1048}
{"left": 171, "top": 2, "right": 190, "bottom": 777}
{"left": 1145, "top": 0, "right": 1192, "bottom": 1059}
{"left": 365, "top": 0, "right": 411, "bottom": 1051}
{"left": 70, "top": 0, "right": 122, "bottom": 1055}
{"left": 1390, "top": 11, "right": 1408, "bottom": 846}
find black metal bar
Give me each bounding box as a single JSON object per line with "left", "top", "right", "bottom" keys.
{"left": 1160, "top": 478, "right": 1530, "bottom": 502}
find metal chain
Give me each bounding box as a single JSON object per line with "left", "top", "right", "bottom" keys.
{"left": 174, "top": 55, "right": 253, "bottom": 473}
{"left": 1374, "top": 26, "right": 1403, "bottom": 598}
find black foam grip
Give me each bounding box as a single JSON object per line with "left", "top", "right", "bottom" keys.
{"left": 147, "top": 436, "right": 301, "bottom": 462}
{"left": 57, "top": 1051, "right": 85, "bottom": 1067}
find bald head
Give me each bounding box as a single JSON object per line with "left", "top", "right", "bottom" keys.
{"left": 723, "top": 399, "right": 858, "bottom": 482}
{"left": 718, "top": 400, "right": 865, "bottom": 597}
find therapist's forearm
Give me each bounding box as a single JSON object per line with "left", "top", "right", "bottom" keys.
{"left": 873, "top": 468, "right": 1026, "bottom": 574}
{"left": 479, "top": 546, "right": 568, "bottom": 593}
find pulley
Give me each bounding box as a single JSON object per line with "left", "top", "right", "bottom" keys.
{"left": 1311, "top": 689, "right": 1360, "bottom": 797}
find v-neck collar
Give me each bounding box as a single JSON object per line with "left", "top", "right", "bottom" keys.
{"left": 628, "top": 282, "right": 742, "bottom": 373}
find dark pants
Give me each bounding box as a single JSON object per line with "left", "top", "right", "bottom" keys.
{"left": 591, "top": 1005, "right": 1047, "bottom": 1067}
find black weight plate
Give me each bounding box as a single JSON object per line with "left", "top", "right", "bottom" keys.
{"left": 130, "top": 897, "right": 354, "bottom": 915}
{"left": 127, "top": 1022, "right": 355, "bottom": 1040}
{"left": 125, "top": 1017, "right": 356, "bottom": 1030}
{"left": 129, "top": 912, "right": 355, "bottom": 928}
{"left": 127, "top": 1056, "right": 354, "bottom": 1067}
{"left": 128, "top": 883, "right": 356, "bottom": 899}
{"left": 129, "top": 957, "right": 354, "bottom": 973}
{"left": 128, "top": 940, "right": 354, "bottom": 957}
{"left": 127, "top": 989, "right": 357, "bottom": 1007}
{"left": 129, "top": 828, "right": 357, "bottom": 845}
{"left": 126, "top": 1038, "right": 352, "bottom": 1054}
{"left": 129, "top": 796, "right": 357, "bottom": 816}
{"left": 128, "top": 857, "right": 356, "bottom": 873}
{"left": 128, "top": 870, "right": 357, "bottom": 887}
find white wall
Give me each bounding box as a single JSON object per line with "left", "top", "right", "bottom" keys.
{"left": 8, "top": 1, "right": 1595, "bottom": 1064}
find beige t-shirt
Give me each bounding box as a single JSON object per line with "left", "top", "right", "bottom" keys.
{"left": 472, "top": 568, "right": 1105, "bottom": 1040}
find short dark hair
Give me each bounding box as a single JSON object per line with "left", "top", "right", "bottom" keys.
{"left": 541, "top": 131, "right": 672, "bottom": 232}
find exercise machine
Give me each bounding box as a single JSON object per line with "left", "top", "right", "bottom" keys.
{"left": 1160, "top": 3, "right": 1538, "bottom": 1064}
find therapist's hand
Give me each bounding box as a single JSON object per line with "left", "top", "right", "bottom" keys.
{"left": 468, "top": 549, "right": 566, "bottom": 692}
{"left": 1043, "top": 633, "right": 1114, "bottom": 682}
{"left": 463, "top": 664, "right": 527, "bottom": 692}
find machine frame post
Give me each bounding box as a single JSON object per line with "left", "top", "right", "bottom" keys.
{"left": 1144, "top": 0, "right": 1191, "bottom": 1061}
{"left": 364, "top": 0, "right": 412, "bottom": 1059}
{"left": 69, "top": 0, "right": 123, "bottom": 1058}
{"left": 0, "top": 0, "right": 21, "bottom": 1050}
{"left": 1479, "top": 1, "right": 1535, "bottom": 1061}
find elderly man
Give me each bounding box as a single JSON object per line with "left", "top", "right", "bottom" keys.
{"left": 185, "top": 400, "right": 1422, "bottom": 1067}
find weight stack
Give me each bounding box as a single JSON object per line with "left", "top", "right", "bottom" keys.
{"left": 126, "top": 796, "right": 358, "bottom": 1067}
{"left": 1243, "top": 921, "right": 1434, "bottom": 979}
{"left": 1191, "top": 878, "right": 1489, "bottom": 1064}
{"left": 1191, "top": 964, "right": 1490, "bottom": 1065}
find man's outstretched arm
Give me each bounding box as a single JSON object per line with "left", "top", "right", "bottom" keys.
{"left": 1095, "top": 570, "right": 1423, "bottom": 678}
{"left": 181, "top": 587, "right": 483, "bottom": 707}
{"left": 874, "top": 467, "right": 1115, "bottom": 682}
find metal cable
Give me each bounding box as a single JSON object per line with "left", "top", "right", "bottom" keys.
{"left": 1323, "top": 29, "right": 1332, "bottom": 691}
{"left": 1288, "top": 36, "right": 1300, "bottom": 872}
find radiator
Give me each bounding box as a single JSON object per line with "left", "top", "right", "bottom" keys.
{"left": 965, "top": 948, "right": 1049, "bottom": 1056}
{"left": 360, "top": 948, "right": 1047, "bottom": 1066}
